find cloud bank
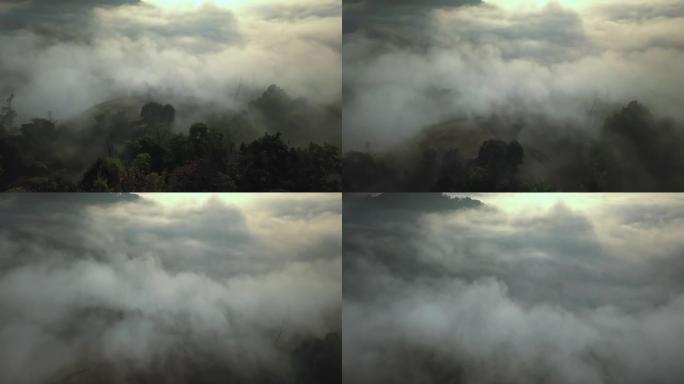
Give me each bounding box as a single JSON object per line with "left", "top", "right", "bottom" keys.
{"left": 0, "top": 193, "right": 341, "bottom": 384}
{"left": 344, "top": 193, "right": 684, "bottom": 384}
{"left": 0, "top": 0, "right": 341, "bottom": 121}
{"left": 343, "top": 0, "right": 684, "bottom": 150}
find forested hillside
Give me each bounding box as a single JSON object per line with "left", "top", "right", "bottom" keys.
{"left": 0, "top": 86, "right": 341, "bottom": 192}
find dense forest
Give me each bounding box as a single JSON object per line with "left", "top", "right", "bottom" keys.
{"left": 344, "top": 101, "right": 684, "bottom": 192}
{"left": 0, "top": 86, "right": 341, "bottom": 192}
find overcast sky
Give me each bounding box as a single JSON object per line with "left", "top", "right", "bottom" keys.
{"left": 0, "top": 193, "right": 341, "bottom": 383}
{"left": 343, "top": 0, "right": 684, "bottom": 149}
{"left": 0, "top": 0, "right": 341, "bottom": 120}
{"left": 344, "top": 193, "right": 684, "bottom": 384}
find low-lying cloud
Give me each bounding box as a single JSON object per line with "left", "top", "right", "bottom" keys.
{"left": 343, "top": 0, "right": 684, "bottom": 149}
{"left": 0, "top": 0, "right": 341, "bottom": 121}
{"left": 344, "top": 193, "right": 684, "bottom": 383}
{"left": 0, "top": 193, "right": 341, "bottom": 384}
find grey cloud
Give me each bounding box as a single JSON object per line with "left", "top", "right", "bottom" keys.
{"left": 264, "top": 194, "right": 342, "bottom": 220}
{"left": 102, "top": 9, "right": 242, "bottom": 52}
{"left": 0, "top": 0, "right": 140, "bottom": 40}
{"left": 433, "top": 5, "right": 589, "bottom": 62}
{"left": 343, "top": 194, "right": 482, "bottom": 299}
{"left": 343, "top": 0, "right": 481, "bottom": 35}
{"left": 342, "top": 0, "right": 684, "bottom": 190}
{"left": 255, "top": 2, "right": 342, "bottom": 21}
{"left": 343, "top": 193, "right": 481, "bottom": 228}
{"left": 0, "top": 0, "right": 341, "bottom": 125}
{"left": 344, "top": 194, "right": 684, "bottom": 383}
{"left": 0, "top": 1, "right": 239, "bottom": 50}
{"left": 347, "top": 0, "right": 479, "bottom": 5}
{"left": 595, "top": 1, "right": 684, "bottom": 21}
{"left": 0, "top": 193, "right": 341, "bottom": 384}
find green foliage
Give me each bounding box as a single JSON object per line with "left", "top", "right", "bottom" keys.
{"left": 80, "top": 157, "right": 125, "bottom": 192}
{"left": 125, "top": 136, "right": 166, "bottom": 172}
{"left": 168, "top": 160, "right": 213, "bottom": 191}
{"left": 344, "top": 139, "right": 525, "bottom": 192}
{"left": 469, "top": 139, "right": 524, "bottom": 191}
{"left": 168, "top": 132, "right": 192, "bottom": 169}
{"left": 92, "top": 177, "right": 111, "bottom": 192}
{"left": 124, "top": 153, "right": 167, "bottom": 191}
{"left": 294, "top": 143, "right": 342, "bottom": 191}
{"left": 518, "top": 176, "right": 555, "bottom": 192}
{"left": 342, "top": 151, "right": 399, "bottom": 191}
{"left": 0, "top": 98, "right": 341, "bottom": 192}
{"left": 237, "top": 132, "right": 295, "bottom": 191}
{"left": 142, "top": 172, "right": 167, "bottom": 192}
{"left": 11, "top": 177, "right": 75, "bottom": 192}
{"left": 131, "top": 153, "right": 152, "bottom": 174}
{"left": 141, "top": 102, "right": 175, "bottom": 125}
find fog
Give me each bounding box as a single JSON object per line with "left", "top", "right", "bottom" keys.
{"left": 344, "top": 193, "right": 684, "bottom": 383}
{"left": 0, "top": 0, "right": 342, "bottom": 192}
{"left": 342, "top": 0, "right": 684, "bottom": 191}
{"left": 344, "top": 0, "right": 684, "bottom": 149}
{"left": 0, "top": 193, "right": 341, "bottom": 383}
{"left": 0, "top": 0, "right": 341, "bottom": 121}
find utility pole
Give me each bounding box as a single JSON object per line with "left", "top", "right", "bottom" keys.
{"left": 1, "top": 93, "right": 17, "bottom": 134}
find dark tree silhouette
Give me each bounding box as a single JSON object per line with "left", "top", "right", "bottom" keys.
{"left": 0, "top": 91, "right": 340, "bottom": 192}
{"left": 433, "top": 148, "right": 464, "bottom": 191}
{"left": 140, "top": 102, "right": 175, "bottom": 125}
{"left": 80, "top": 158, "right": 125, "bottom": 192}
{"left": 343, "top": 151, "right": 399, "bottom": 191}
{"left": 237, "top": 132, "right": 295, "bottom": 191}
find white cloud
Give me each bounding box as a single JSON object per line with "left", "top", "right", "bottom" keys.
{"left": 344, "top": 193, "right": 684, "bottom": 383}
{"left": 343, "top": 0, "right": 684, "bottom": 149}
{"left": 0, "top": 0, "right": 341, "bottom": 120}
{"left": 0, "top": 193, "right": 341, "bottom": 384}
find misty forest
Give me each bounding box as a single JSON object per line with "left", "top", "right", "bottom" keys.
{"left": 0, "top": 0, "right": 341, "bottom": 192}
{"left": 343, "top": 0, "right": 684, "bottom": 192}
{"left": 344, "top": 193, "right": 684, "bottom": 384}
{"left": 344, "top": 101, "right": 684, "bottom": 191}
{"left": 0, "top": 193, "right": 342, "bottom": 384}
{"left": 0, "top": 88, "right": 340, "bottom": 192}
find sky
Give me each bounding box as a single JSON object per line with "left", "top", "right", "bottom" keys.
{"left": 344, "top": 193, "right": 684, "bottom": 384}
{"left": 343, "top": 0, "right": 684, "bottom": 150}
{"left": 0, "top": 192, "right": 341, "bottom": 383}
{"left": 0, "top": 0, "right": 341, "bottom": 121}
